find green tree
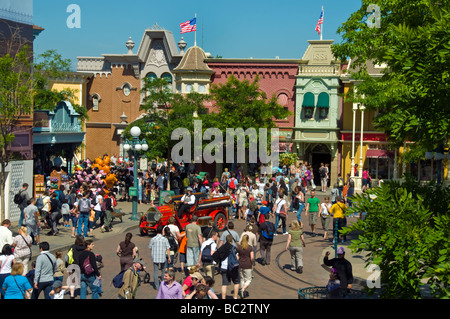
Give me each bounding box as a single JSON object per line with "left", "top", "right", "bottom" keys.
{"left": 0, "top": 45, "right": 76, "bottom": 220}
{"left": 333, "top": 0, "right": 449, "bottom": 153}
{"left": 129, "top": 77, "right": 209, "bottom": 161}
{"left": 208, "top": 75, "right": 290, "bottom": 172}
{"left": 343, "top": 180, "right": 450, "bottom": 298}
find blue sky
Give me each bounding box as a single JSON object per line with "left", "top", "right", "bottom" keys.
{"left": 33, "top": 0, "right": 362, "bottom": 69}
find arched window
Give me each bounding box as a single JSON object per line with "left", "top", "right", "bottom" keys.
{"left": 317, "top": 92, "right": 330, "bottom": 119}
{"left": 161, "top": 73, "right": 173, "bottom": 83}
{"left": 146, "top": 72, "right": 157, "bottom": 82}
{"left": 302, "top": 92, "right": 315, "bottom": 119}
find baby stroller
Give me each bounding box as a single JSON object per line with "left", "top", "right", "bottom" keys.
{"left": 134, "top": 247, "right": 150, "bottom": 286}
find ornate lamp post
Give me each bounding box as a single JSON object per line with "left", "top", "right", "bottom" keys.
{"left": 123, "top": 126, "right": 148, "bottom": 220}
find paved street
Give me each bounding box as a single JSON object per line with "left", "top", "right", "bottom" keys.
{"left": 12, "top": 191, "right": 370, "bottom": 300}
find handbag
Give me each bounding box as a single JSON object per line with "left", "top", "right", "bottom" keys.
{"left": 20, "top": 235, "right": 32, "bottom": 258}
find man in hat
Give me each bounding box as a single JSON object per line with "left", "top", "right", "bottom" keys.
{"left": 118, "top": 257, "right": 146, "bottom": 299}
{"left": 324, "top": 247, "right": 353, "bottom": 292}
{"left": 177, "top": 187, "right": 196, "bottom": 218}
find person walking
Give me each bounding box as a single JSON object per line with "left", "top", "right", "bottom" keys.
{"left": 237, "top": 234, "right": 254, "bottom": 298}
{"left": 2, "top": 262, "right": 33, "bottom": 299}
{"left": 305, "top": 190, "right": 321, "bottom": 236}
{"left": 258, "top": 213, "right": 275, "bottom": 266}
{"left": 12, "top": 226, "right": 32, "bottom": 274}
{"left": 116, "top": 232, "right": 137, "bottom": 271}
{"left": 118, "top": 257, "right": 146, "bottom": 299}
{"left": 320, "top": 196, "right": 332, "bottom": 240}
{"left": 285, "top": 220, "right": 306, "bottom": 273}
{"left": 198, "top": 230, "right": 219, "bottom": 279}
{"left": 329, "top": 196, "right": 348, "bottom": 242}
{"left": 16, "top": 183, "right": 30, "bottom": 228}
{"left": 294, "top": 186, "right": 305, "bottom": 228}
{"left": 78, "top": 239, "right": 102, "bottom": 299}
{"left": 149, "top": 225, "right": 171, "bottom": 291}
{"left": 23, "top": 198, "right": 40, "bottom": 245}
{"left": 74, "top": 192, "right": 92, "bottom": 238}
{"left": 273, "top": 191, "right": 288, "bottom": 235}
{"left": 156, "top": 267, "right": 183, "bottom": 299}
{"left": 185, "top": 215, "right": 203, "bottom": 268}
{"left": 33, "top": 242, "right": 56, "bottom": 299}
{"left": 0, "top": 219, "right": 13, "bottom": 252}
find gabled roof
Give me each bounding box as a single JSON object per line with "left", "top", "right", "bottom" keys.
{"left": 136, "top": 26, "right": 183, "bottom": 65}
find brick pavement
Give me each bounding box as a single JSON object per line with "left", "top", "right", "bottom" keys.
{"left": 10, "top": 190, "right": 370, "bottom": 299}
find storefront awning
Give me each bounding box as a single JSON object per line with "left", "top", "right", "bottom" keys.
{"left": 366, "top": 149, "right": 394, "bottom": 159}
{"left": 316, "top": 92, "right": 329, "bottom": 108}
{"left": 302, "top": 92, "right": 315, "bottom": 107}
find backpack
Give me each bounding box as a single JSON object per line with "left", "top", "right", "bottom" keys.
{"left": 227, "top": 246, "right": 239, "bottom": 271}
{"left": 229, "top": 178, "right": 236, "bottom": 190}
{"left": 112, "top": 269, "right": 127, "bottom": 288}
{"left": 183, "top": 177, "right": 190, "bottom": 187}
{"left": 201, "top": 243, "right": 214, "bottom": 264}
{"left": 320, "top": 167, "right": 326, "bottom": 178}
{"left": 261, "top": 222, "right": 275, "bottom": 240}
{"left": 82, "top": 256, "right": 94, "bottom": 275}
{"left": 13, "top": 191, "right": 23, "bottom": 205}
{"left": 79, "top": 198, "right": 91, "bottom": 213}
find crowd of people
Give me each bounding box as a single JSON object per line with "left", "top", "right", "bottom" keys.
{"left": 0, "top": 155, "right": 362, "bottom": 299}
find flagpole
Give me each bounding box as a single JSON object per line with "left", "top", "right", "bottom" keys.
{"left": 194, "top": 13, "right": 197, "bottom": 46}
{"left": 320, "top": 6, "right": 323, "bottom": 40}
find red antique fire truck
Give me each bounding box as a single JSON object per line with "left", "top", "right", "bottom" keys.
{"left": 139, "top": 192, "right": 231, "bottom": 236}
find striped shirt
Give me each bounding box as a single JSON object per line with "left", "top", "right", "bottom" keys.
{"left": 149, "top": 234, "right": 170, "bottom": 263}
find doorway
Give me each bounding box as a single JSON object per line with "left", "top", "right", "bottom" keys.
{"left": 310, "top": 144, "right": 331, "bottom": 188}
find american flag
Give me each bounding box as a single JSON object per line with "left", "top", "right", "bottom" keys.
{"left": 315, "top": 8, "right": 323, "bottom": 34}
{"left": 180, "top": 18, "right": 197, "bottom": 34}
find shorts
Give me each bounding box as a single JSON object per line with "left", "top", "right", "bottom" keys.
{"left": 321, "top": 215, "right": 330, "bottom": 231}
{"left": 221, "top": 268, "right": 240, "bottom": 286}
{"left": 308, "top": 211, "right": 318, "bottom": 225}
{"left": 239, "top": 199, "right": 248, "bottom": 207}
{"left": 179, "top": 253, "right": 186, "bottom": 264}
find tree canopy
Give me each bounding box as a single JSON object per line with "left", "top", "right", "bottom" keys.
{"left": 333, "top": 0, "right": 450, "bottom": 152}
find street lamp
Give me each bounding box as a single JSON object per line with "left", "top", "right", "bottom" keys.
{"left": 123, "top": 126, "right": 148, "bottom": 220}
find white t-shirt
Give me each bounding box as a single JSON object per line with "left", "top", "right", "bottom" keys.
{"left": 275, "top": 198, "right": 287, "bottom": 214}
{"left": 94, "top": 195, "right": 103, "bottom": 211}
{"left": 321, "top": 203, "right": 332, "bottom": 216}
{"left": 0, "top": 255, "right": 14, "bottom": 274}
{"left": 200, "top": 238, "right": 217, "bottom": 265}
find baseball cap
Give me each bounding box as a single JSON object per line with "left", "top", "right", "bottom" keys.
{"left": 337, "top": 247, "right": 345, "bottom": 255}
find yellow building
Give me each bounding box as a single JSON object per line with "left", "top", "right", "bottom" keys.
{"left": 48, "top": 71, "right": 92, "bottom": 161}
{"left": 339, "top": 60, "right": 449, "bottom": 187}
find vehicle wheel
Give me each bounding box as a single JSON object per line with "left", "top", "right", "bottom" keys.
{"left": 214, "top": 212, "right": 227, "bottom": 231}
